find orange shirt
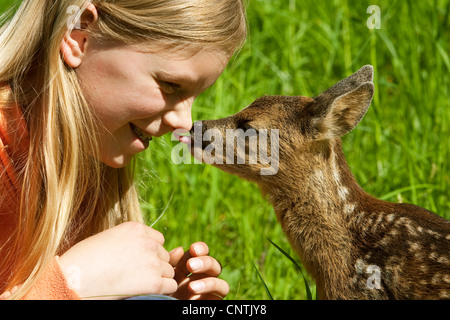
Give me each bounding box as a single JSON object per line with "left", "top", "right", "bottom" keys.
{"left": 0, "top": 85, "right": 80, "bottom": 300}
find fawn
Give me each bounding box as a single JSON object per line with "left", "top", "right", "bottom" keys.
{"left": 188, "top": 65, "right": 450, "bottom": 299}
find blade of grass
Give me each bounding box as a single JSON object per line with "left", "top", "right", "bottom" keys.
{"left": 251, "top": 259, "right": 273, "bottom": 300}
{"left": 379, "top": 184, "right": 438, "bottom": 201}
{"left": 268, "top": 238, "right": 313, "bottom": 300}
{"left": 149, "top": 192, "right": 174, "bottom": 228}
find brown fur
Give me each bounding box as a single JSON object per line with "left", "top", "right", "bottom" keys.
{"left": 190, "top": 66, "right": 450, "bottom": 300}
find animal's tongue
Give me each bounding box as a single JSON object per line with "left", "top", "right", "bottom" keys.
{"left": 178, "top": 135, "right": 191, "bottom": 144}
{"left": 173, "top": 132, "right": 191, "bottom": 144}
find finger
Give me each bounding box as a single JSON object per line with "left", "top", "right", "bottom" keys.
{"left": 159, "top": 278, "right": 178, "bottom": 295}
{"left": 144, "top": 226, "right": 165, "bottom": 245}
{"left": 169, "top": 247, "right": 185, "bottom": 267}
{"left": 157, "top": 243, "right": 171, "bottom": 263}
{"left": 187, "top": 256, "right": 222, "bottom": 277}
{"left": 189, "top": 242, "right": 209, "bottom": 257}
{"left": 188, "top": 278, "right": 230, "bottom": 299}
{"left": 173, "top": 250, "right": 193, "bottom": 282}
{"left": 161, "top": 261, "right": 175, "bottom": 279}
{"left": 192, "top": 293, "right": 226, "bottom": 300}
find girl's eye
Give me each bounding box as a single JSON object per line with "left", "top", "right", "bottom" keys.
{"left": 158, "top": 80, "right": 181, "bottom": 94}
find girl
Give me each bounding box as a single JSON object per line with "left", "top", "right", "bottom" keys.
{"left": 0, "top": 0, "right": 246, "bottom": 299}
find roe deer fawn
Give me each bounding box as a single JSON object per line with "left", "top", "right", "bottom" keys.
{"left": 188, "top": 65, "right": 450, "bottom": 300}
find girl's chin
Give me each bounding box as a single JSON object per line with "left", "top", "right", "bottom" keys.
{"left": 99, "top": 138, "right": 150, "bottom": 168}
{"left": 100, "top": 153, "right": 134, "bottom": 169}
{"left": 103, "top": 159, "right": 129, "bottom": 169}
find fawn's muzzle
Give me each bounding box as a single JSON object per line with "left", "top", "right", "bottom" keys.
{"left": 190, "top": 120, "right": 211, "bottom": 149}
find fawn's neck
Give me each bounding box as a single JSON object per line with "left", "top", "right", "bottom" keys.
{"left": 264, "top": 139, "right": 368, "bottom": 222}
{"left": 261, "top": 139, "right": 374, "bottom": 298}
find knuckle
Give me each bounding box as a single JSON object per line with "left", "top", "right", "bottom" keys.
{"left": 148, "top": 255, "right": 162, "bottom": 269}
{"left": 168, "top": 264, "right": 175, "bottom": 278}
{"left": 145, "top": 239, "right": 160, "bottom": 252}
{"left": 206, "top": 256, "right": 222, "bottom": 274}
{"left": 153, "top": 278, "right": 164, "bottom": 294}
{"left": 168, "top": 279, "right": 178, "bottom": 294}
{"left": 152, "top": 229, "right": 165, "bottom": 244}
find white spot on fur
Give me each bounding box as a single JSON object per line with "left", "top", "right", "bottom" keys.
{"left": 355, "top": 259, "right": 367, "bottom": 274}
{"left": 332, "top": 168, "right": 340, "bottom": 184}
{"left": 427, "top": 229, "right": 442, "bottom": 239}
{"left": 378, "top": 235, "right": 392, "bottom": 247}
{"left": 409, "top": 242, "right": 420, "bottom": 252}
{"left": 414, "top": 250, "right": 424, "bottom": 260}
{"left": 437, "top": 256, "right": 449, "bottom": 264}
{"left": 429, "top": 252, "right": 438, "bottom": 260}
{"left": 406, "top": 223, "right": 418, "bottom": 237}
{"left": 389, "top": 229, "right": 399, "bottom": 237}
{"left": 331, "top": 155, "right": 341, "bottom": 186}
{"left": 440, "top": 291, "right": 449, "bottom": 299}
{"left": 344, "top": 202, "right": 355, "bottom": 214}
{"left": 314, "top": 169, "right": 324, "bottom": 180}
{"left": 338, "top": 186, "right": 349, "bottom": 201}
{"left": 431, "top": 274, "right": 441, "bottom": 284}
{"left": 372, "top": 215, "right": 383, "bottom": 230}
{"left": 396, "top": 217, "right": 409, "bottom": 225}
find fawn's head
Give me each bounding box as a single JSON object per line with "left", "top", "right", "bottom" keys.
{"left": 190, "top": 65, "right": 375, "bottom": 184}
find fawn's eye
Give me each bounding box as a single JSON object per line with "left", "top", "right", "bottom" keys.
{"left": 238, "top": 121, "right": 259, "bottom": 134}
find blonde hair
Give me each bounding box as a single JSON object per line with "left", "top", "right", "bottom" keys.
{"left": 0, "top": 0, "right": 246, "bottom": 299}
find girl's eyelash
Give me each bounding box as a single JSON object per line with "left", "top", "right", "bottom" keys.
{"left": 159, "top": 80, "right": 181, "bottom": 93}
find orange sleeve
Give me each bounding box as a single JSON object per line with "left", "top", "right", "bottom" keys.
{"left": 0, "top": 86, "right": 79, "bottom": 300}
{"left": 0, "top": 257, "right": 81, "bottom": 300}
{"left": 21, "top": 256, "right": 81, "bottom": 300}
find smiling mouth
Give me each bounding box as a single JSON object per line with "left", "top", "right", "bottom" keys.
{"left": 130, "top": 123, "right": 152, "bottom": 143}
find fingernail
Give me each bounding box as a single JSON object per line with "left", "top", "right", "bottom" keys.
{"left": 193, "top": 243, "right": 207, "bottom": 255}
{"left": 189, "top": 258, "right": 203, "bottom": 272}
{"left": 190, "top": 281, "right": 205, "bottom": 293}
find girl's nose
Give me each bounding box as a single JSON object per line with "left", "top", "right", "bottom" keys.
{"left": 163, "top": 99, "right": 193, "bottom": 132}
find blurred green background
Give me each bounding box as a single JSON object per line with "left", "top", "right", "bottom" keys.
{"left": 1, "top": 0, "right": 449, "bottom": 299}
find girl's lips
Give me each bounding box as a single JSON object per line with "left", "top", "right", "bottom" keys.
{"left": 130, "top": 123, "right": 152, "bottom": 143}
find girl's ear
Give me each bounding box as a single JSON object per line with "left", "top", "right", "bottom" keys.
{"left": 60, "top": 4, "right": 98, "bottom": 68}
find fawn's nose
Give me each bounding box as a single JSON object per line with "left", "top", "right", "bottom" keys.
{"left": 190, "top": 120, "right": 207, "bottom": 136}
{"left": 190, "top": 120, "right": 213, "bottom": 149}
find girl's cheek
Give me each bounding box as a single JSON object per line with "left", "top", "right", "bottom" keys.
{"left": 128, "top": 94, "right": 168, "bottom": 119}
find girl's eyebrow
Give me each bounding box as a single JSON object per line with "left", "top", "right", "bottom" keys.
{"left": 156, "top": 70, "right": 197, "bottom": 85}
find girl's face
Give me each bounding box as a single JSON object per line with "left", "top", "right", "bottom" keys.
{"left": 76, "top": 40, "right": 229, "bottom": 168}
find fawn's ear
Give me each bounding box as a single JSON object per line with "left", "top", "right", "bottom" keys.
{"left": 312, "top": 82, "right": 374, "bottom": 139}
{"left": 311, "top": 66, "right": 374, "bottom": 139}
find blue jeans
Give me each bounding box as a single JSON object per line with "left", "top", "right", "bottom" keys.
{"left": 125, "top": 295, "right": 177, "bottom": 300}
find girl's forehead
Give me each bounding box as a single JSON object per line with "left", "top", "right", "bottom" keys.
{"left": 141, "top": 46, "right": 230, "bottom": 81}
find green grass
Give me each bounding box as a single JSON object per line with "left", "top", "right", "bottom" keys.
{"left": 1, "top": 0, "right": 449, "bottom": 300}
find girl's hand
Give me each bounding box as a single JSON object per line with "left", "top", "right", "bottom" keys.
{"left": 169, "top": 242, "right": 229, "bottom": 300}
{"left": 59, "top": 222, "right": 178, "bottom": 300}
